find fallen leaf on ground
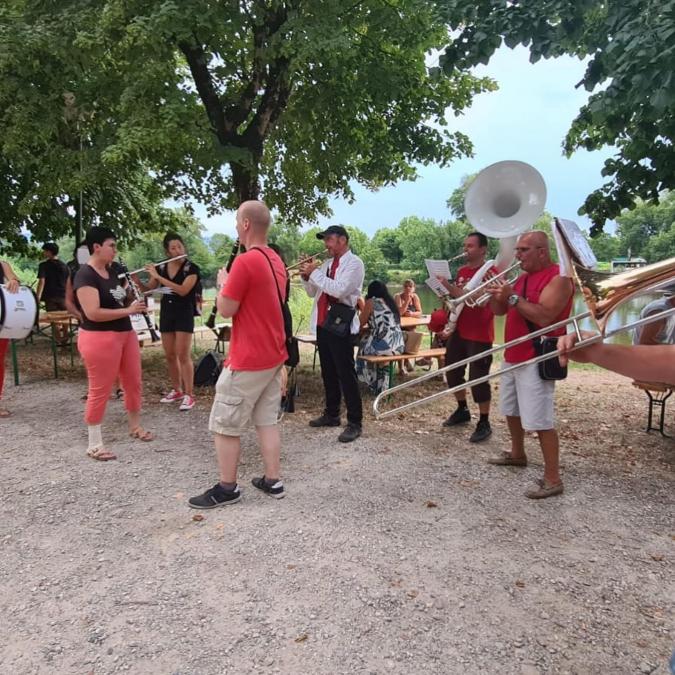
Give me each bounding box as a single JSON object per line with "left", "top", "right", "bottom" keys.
{"left": 192, "top": 514, "right": 205, "bottom": 522}
{"left": 294, "top": 633, "right": 308, "bottom": 643}
{"left": 425, "top": 501, "right": 438, "bottom": 508}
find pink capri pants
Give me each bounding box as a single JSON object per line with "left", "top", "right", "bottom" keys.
{"left": 77, "top": 329, "right": 143, "bottom": 424}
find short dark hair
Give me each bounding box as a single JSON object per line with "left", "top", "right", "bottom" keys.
{"left": 85, "top": 227, "right": 116, "bottom": 254}
{"left": 43, "top": 242, "right": 59, "bottom": 255}
{"left": 467, "top": 232, "right": 488, "bottom": 248}
{"left": 163, "top": 232, "right": 184, "bottom": 250}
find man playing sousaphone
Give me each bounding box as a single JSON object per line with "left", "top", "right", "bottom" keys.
{"left": 437, "top": 232, "right": 496, "bottom": 443}
{"left": 487, "top": 230, "right": 573, "bottom": 499}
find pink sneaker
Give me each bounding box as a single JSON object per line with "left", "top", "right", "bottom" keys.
{"left": 179, "top": 394, "right": 195, "bottom": 411}
{"left": 160, "top": 389, "right": 183, "bottom": 403}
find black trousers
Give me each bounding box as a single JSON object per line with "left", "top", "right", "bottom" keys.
{"left": 316, "top": 326, "right": 363, "bottom": 426}
{"left": 444, "top": 331, "right": 493, "bottom": 404}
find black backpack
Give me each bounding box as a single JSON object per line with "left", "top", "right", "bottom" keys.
{"left": 194, "top": 350, "right": 223, "bottom": 387}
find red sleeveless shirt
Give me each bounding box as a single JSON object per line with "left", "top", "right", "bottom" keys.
{"left": 504, "top": 263, "right": 572, "bottom": 363}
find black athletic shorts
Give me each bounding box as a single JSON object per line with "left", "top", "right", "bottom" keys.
{"left": 159, "top": 299, "right": 195, "bottom": 334}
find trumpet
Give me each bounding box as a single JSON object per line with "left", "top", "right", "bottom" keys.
{"left": 286, "top": 250, "right": 329, "bottom": 273}
{"left": 119, "top": 254, "right": 187, "bottom": 279}
{"left": 448, "top": 261, "right": 521, "bottom": 309}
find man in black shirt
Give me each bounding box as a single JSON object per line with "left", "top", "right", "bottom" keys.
{"left": 37, "top": 242, "right": 70, "bottom": 343}
{"left": 37, "top": 243, "right": 69, "bottom": 311}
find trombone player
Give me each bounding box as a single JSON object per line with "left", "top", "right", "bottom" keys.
{"left": 486, "top": 230, "right": 573, "bottom": 499}
{"left": 437, "top": 232, "right": 496, "bottom": 443}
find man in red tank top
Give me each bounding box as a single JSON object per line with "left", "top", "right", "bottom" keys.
{"left": 487, "top": 231, "right": 573, "bottom": 499}
{"left": 438, "top": 232, "right": 495, "bottom": 443}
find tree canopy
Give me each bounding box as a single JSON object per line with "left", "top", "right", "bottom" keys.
{"left": 0, "top": 0, "right": 496, "bottom": 252}
{"left": 438, "top": 0, "right": 675, "bottom": 234}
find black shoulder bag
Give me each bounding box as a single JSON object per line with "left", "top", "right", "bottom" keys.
{"left": 254, "top": 248, "right": 300, "bottom": 368}
{"left": 522, "top": 278, "right": 567, "bottom": 381}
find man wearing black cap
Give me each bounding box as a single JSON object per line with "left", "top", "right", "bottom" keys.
{"left": 300, "top": 225, "right": 365, "bottom": 442}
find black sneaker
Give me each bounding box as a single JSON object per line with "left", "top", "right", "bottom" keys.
{"left": 188, "top": 483, "right": 241, "bottom": 509}
{"left": 442, "top": 408, "right": 471, "bottom": 427}
{"left": 469, "top": 419, "right": 492, "bottom": 443}
{"left": 309, "top": 414, "right": 341, "bottom": 427}
{"left": 251, "top": 476, "right": 286, "bottom": 499}
{"left": 338, "top": 424, "right": 362, "bottom": 443}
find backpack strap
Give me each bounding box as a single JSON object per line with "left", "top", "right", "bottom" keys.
{"left": 250, "top": 247, "right": 286, "bottom": 306}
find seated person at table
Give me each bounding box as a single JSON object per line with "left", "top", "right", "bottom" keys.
{"left": 356, "top": 281, "right": 404, "bottom": 393}
{"left": 633, "top": 288, "right": 675, "bottom": 346}
{"left": 395, "top": 279, "right": 422, "bottom": 318}
{"left": 395, "top": 279, "right": 423, "bottom": 373}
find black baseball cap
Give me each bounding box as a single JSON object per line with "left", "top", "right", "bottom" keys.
{"left": 316, "top": 225, "right": 349, "bottom": 240}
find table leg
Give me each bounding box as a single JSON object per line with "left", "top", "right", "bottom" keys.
{"left": 50, "top": 322, "right": 59, "bottom": 379}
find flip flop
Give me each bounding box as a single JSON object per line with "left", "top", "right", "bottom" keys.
{"left": 87, "top": 447, "right": 117, "bottom": 461}
{"left": 129, "top": 427, "right": 154, "bottom": 442}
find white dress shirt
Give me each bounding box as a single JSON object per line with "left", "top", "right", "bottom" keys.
{"left": 301, "top": 249, "right": 365, "bottom": 334}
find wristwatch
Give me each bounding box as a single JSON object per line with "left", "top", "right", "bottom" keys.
{"left": 507, "top": 294, "right": 520, "bottom": 307}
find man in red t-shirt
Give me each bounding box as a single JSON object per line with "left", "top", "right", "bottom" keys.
{"left": 189, "top": 200, "right": 289, "bottom": 509}
{"left": 438, "top": 232, "right": 495, "bottom": 443}
{"left": 487, "top": 230, "right": 573, "bottom": 500}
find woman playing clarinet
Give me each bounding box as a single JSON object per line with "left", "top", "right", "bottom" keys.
{"left": 133, "top": 233, "right": 201, "bottom": 411}
{"left": 73, "top": 227, "right": 153, "bottom": 461}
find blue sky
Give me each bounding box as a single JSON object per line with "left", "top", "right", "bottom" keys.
{"left": 197, "top": 45, "right": 614, "bottom": 239}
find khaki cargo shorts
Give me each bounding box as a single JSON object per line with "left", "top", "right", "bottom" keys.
{"left": 209, "top": 365, "right": 283, "bottom": 437}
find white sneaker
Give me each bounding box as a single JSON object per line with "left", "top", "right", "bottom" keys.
{"left": 160, "top": 389, "right": 183, "bottom": 403}
{"left": 179, "top": 394, "right": 195, "bottom": 411}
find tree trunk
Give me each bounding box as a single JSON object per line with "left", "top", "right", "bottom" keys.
{"left": 231, "top": 161, "right": 261, "bottom": 204}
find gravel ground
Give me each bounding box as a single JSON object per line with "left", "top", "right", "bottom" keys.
{"left": 0, "top": 345, "right": 673, "bottom": 675}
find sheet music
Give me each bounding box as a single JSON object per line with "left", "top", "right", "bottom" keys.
{"left": 425, "top": 276, "right": 448, "bottom": 298}
{"left": 551, "top": 224, "right": 573, "bottom": 277}
{"left": 555, "top": 218, "right": 598, "bottom": 270}
{"left": 425, "top": 259, "right": 451, "bottom": 280}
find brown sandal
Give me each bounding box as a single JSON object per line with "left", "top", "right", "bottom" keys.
{"left": 87, "top": 447, "right": 117, "bottom": 461}
{"left": 487, "top": 451, "right": 528, "bottom": 467}
{"left": 129, "top": 427, "right": 154, "bottom": 442}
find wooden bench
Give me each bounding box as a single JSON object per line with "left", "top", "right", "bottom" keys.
{"left": 357, "top": 347, "right": 446, "bottom": 390}
{"left": 632, "top": 381, "right": 673, "bottom": 437}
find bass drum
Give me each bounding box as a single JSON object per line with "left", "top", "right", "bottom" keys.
{"left": 0, "top": 285, "right": 38, "bottom": 340}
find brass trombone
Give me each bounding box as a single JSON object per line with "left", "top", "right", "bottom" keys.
{"left": 373, "top": 256, "right": 675, "bottom": 419}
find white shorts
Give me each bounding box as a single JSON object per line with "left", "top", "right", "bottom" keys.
{"left": 499, "top": 361, "right": 556, "bottom": 431}
{"left": 209, "top": 365, "right": 282, "bottom": 437}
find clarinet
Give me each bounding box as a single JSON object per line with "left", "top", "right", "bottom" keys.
{"left": 205, "top": 238, "right": 242, "bottom": 332}
{"left": 118, "top": 258, "right": 160, "bottom": 342}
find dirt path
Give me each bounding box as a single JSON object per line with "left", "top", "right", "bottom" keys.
{"left": 0, "top": 356, "right": 673, "bottom": 674}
